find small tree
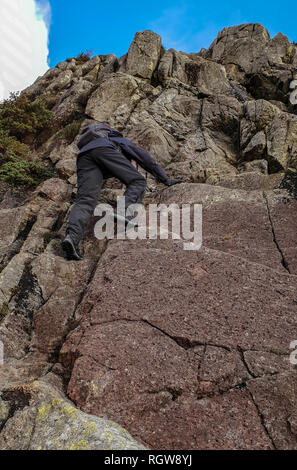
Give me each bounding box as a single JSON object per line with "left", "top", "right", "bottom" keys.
{"left": 75, "top": 49, "right": 94, "bottom": 65}
{"left": 0, "top": 129, "right": 29, "bottom": 161}
{"left": 0, "top": 92, "right": 54, "bottom": 188}
{"left": 0, "top": 92, "right": 53, "bottom": 140}
{"left": 0, "top": 154, "right": 53, "bottom": 187}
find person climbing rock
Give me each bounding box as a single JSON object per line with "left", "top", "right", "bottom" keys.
{"left": 62, "top": 122, "right": 184, "bottom": 261}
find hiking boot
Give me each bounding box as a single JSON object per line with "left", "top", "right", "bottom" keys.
{"left": 62, "top": 234, "right": 84, "bottom": 261}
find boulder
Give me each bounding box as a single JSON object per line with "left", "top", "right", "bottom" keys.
{"left": 85, "top": 73, "right": 143, "bottom": 129}
{"left": 125, "top": 30, "right": 162, "bottom": 80}
{"left": 0, "top": 381, "right": 145, "bottom": 450}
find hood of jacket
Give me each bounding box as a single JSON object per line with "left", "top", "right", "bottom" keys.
{"left": 77, "top": 123, "right": 123, "bottom": 150}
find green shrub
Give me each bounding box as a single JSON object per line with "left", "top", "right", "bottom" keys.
{"left": 75, "top": 49, "right": 93, "bottom": 65}
{"left": 0, "top": 154, "right": 53, "bottom": 187}
{"left": 58, "top": 120, "right": 81, "bottom": 144}
{"left": 0, "top": 129, "right": 29, "bottom": 161}
{"left": 42, "top": 94, "right": 58, "bottom": 110}
{"left": 0, "top": 92, "right": 54, "bottom": 188}
{"left": 0, "top": 91, "right": 53, "bottom": 140}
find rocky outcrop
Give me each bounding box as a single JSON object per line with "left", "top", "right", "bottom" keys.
{"left": 124, "top": 31, "right": 163, "bottom": 80}
{"left": 0, "top": 23, "right": 297, "bottom": 450}
{"left": 205, "top": 24, "right": 297, "bottom": 104}
{"left": 58, "top": 228, "right": 297, "bottom": 449}
{"left": 0, "top": 381, "right": 145, "bottom": 450}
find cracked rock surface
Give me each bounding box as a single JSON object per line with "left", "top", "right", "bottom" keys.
{"left": 0, "top": 24, "right": 297, "bottom": 450}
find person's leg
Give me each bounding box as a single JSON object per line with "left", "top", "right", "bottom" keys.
{"left": 89, "top": 145, "right": 147, "bottom": 213}
{"left": 66, "top": 153, "right": 103, "bottom": 246}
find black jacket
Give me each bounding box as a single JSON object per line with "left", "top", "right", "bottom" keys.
{"left": 77, "top": 124, "right": 169, "bottom": 184}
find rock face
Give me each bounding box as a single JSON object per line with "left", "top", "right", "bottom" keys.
{"left": 124, "top": 31, "right": 162, "bottom": 79}
{"left": 0, "top": 381, "right": 145, "bottom": 450}
{"left": 0, "top": 23, "right": 297, "bottom": 450}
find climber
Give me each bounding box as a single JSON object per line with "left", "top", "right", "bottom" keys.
{"left": 62, "top": 122, "right": 184, "bottom": 261}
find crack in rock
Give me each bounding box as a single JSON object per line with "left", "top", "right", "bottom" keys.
{"left": 263, "top": 191, "right": 291, "bottom": 273}
{"left": 0, "top": 215, "right": 37, "bottom": 273}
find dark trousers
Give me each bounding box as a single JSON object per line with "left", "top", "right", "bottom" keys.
{"left": 66, "top": 143, "right": 147, "bottom": 245}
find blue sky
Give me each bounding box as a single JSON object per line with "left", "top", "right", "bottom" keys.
{"left": 46, "top": 0, "right": 297, "bottom": 67}
{"left": 0, "top": 0, "right": 296, "bottom": 100}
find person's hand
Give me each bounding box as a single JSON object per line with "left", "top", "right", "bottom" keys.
{"left": 164, "top": 178, "right": 184, "bottom": 187}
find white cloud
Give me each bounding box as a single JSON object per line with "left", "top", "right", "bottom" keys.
{"left": 35, "top": 0, "right": 51, "bottom": 29}
{"left": 0, "top": 0, "right": 51, "bottom": 101}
